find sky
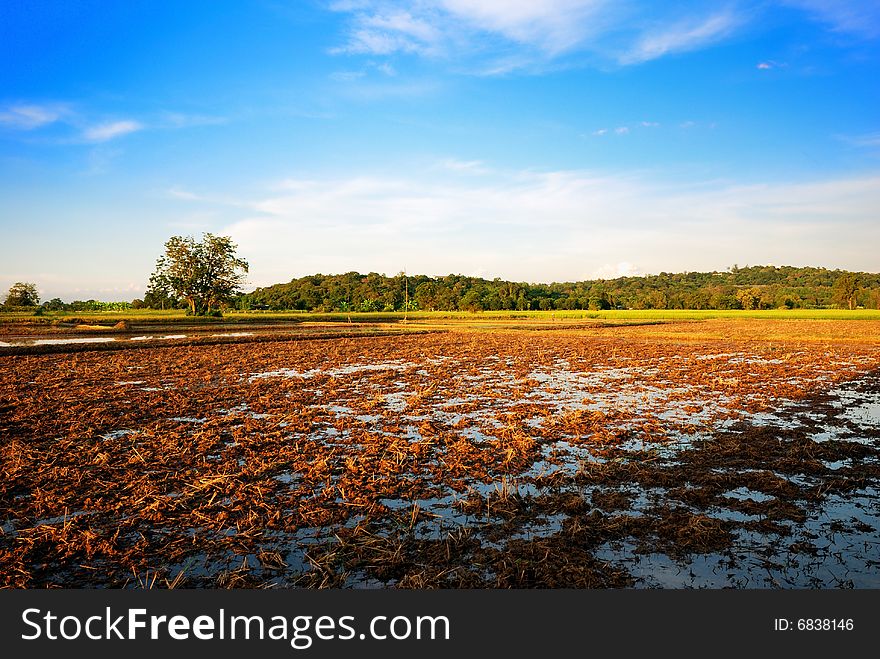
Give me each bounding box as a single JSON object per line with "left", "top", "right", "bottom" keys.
{"left": 1, "top": 0, "right": 879, "bottom": 301}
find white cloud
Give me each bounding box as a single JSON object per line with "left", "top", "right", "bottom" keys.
{"left": 167, "top": 187, "right": 204, "bottom": 201}
{"left": 364, "top": 9, "right": 441, "bottom": 44}
{"left": 589, "top": 122, "right": 664, "bottom": 137}
{"left": 439, "top": 158, "right": 490, "bottom": 174}
{"left": 375, "top": 61, "right": 397, "bottom": 76}
{"left": 331, "top": 0, "right": 607, "bottom": 58}
{"left": 160, "top": 112, "right": 227, "bottom": 128}
{"left": 328, "top": 1, "right": 746, "bottom": 72}
{"left": 0, "top": 103, "right": 66, "bottom": 129}
{"left": 619, "top": 12, "right": 740, "bottom": 64}
{"left": 206, "top": 166, "right": 880, "bottom": 286}
{"left": 83, "top": 120, "right": 144, "bottom": 142}
{"left": 438, "top": 0, "right": 608, "bottom": 54}
{"left": 1, "top": 104, "right": 213, "bottom": 140}
{"left": 756, "top": 60, "right": 787, "bottom": 70}
{"left": 592, "top": 261, "right": 643, "bottom": 279}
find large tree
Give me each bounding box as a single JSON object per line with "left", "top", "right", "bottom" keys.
{"left": 4, "top": 282, "right": 40, "bottom": 307}
{"left": 832, "top": 273, "right": 859, "bottom": 310}
{"left": 149, "top": 234, "right": 248, "bottom": 316}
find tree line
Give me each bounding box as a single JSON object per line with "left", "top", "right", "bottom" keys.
{"left": 4, "top": 234, "right": 877, "bottom": 315}
{"left": 239, "top": 266, "right": 877, "bottom": 312}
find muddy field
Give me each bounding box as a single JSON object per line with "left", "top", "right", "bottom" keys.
{"left": 1, "top": 320, "right": 879, "bottom": 588}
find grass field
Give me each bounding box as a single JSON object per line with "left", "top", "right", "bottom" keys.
{"left": 1, "top": 318, "right": 879, "bottom": 588}
{"left": 3, "top": 307, "right": 880, "bottom": 328}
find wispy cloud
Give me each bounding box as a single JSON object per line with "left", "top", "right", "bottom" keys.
{"left": 438, "top": 0, "right": 608, "bottom": 55}
{"left": 439, "top": 158, "right": 491, "bottom": 174}
{"left": 0, "top": 103, "right": 68, "bottom": 129}
{"left": 330, "top": 0, "right": 607, "bottom": 59}
{"left": 619, "top": 11, "right": 740, "bottom": 65}
{"left": 82, "top": 120, "right": 144, "bottom": 142}
{"left": 328, "top": 1, "right": 746, "bottom": 73}
{"left": 588, "top": 122, "right": 659, "bottom": 137}
{"left": 756, "top": 59, "right": 787, "bottom": 70}
{"left": 839, "top": 131, "right": 880, "bottom": 148}
{"left": 784, "top": 0, "right": 880, "bottom": 39}
{"left": 167, "top": 187, "right": 205, "bottom": 201}
{"left": 375, "top": 61, "right": 397, "bottom": 76}
{"left": 2, "top": 102, "right": 227, "bottom": 142}
{"left": 159, "top": 112, "right": 227, "bottom": 128}
{"left": 331, "top": 6, "right": 444, "bottom": 56}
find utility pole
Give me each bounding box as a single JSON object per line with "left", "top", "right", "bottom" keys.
{"left": 404, "top": 269, "right": 409, "bottom": 323}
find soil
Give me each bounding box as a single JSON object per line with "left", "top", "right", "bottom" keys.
{"left": 1, "top": 322, "right": 878, "bottom": 588}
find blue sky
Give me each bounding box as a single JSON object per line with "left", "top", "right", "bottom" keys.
{"left": 1, "top": 0, "right": 879, "bottom": 300}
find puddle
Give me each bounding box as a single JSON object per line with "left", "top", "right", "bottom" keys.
{"left": 34, "top": 337, "right": 115, "bottom": 346}
{"left": 99, "top": 429, "right": 136, "bottom": 441}
{"left": 250, "top": 360, "right": 418, "bottom": 381}
{"left": 724, "top": 487, "right": 775, "bottom": 503}
{"left": 0, "top": 332, "right": 263, "bottom": 347}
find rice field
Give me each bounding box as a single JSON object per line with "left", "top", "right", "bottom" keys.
{"left": 1, "top": 319, "right": 879, "bottom": 588}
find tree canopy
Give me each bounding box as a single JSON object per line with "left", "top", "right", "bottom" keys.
{"left": 832, "top": 273, "right": 860, "bottom": 310}
{"left": 148, "top": 234, "right": 248, "bottom": 316}
{"left": 238, "top": 266, "right": 880, "bottom": 313}
{"left": 4, "top": 282, "right": 40, "bottom": 307}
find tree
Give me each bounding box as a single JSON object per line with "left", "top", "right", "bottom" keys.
{"left": 459, "top": 289, "right": 483, "bottom": 312}
{"left": 4, "top": 282, "right": 40, "bottom": 307}
{"left": 736, "top": 287, "right": 761, "bottom": 310}
{"left": 832, "top": 273, "right": 859, "bottom": 310}
{"left": 148, "top": 234, "right": 248, "bottom": 316}
{"left": 144, "top": 270, "right": 178, "bottom": 310}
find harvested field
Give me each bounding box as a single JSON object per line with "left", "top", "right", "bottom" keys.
{"left": 1, "top": 319, "right": 879, "bottom": 588}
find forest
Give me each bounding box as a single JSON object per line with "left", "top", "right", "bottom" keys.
{"left": 5, "top": 265, "right": 877, "bottom": 314}
{"left": 237, "top": 266, "right": 879, "bottom": 312}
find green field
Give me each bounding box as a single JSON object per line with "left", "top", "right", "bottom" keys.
{"left": 3, "top": 307, "right": 880, "bottom": 328}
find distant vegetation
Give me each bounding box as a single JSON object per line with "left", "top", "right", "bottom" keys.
{"left": 238, "top": 266, "right": 880, "bottom": 312}
{"left": 4, "top": 265, "right": 879, "bottom": 314}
